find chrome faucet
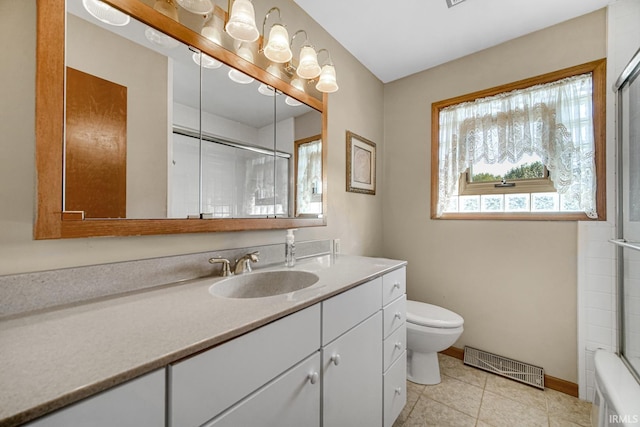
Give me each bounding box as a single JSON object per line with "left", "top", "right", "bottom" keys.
{"left": 209, "top": 257, "right": 232, "bottom": 277}
{"left": 234, "top": 251, "right": 260, "bottom": 275}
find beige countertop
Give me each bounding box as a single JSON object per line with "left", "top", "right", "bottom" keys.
{"left": 0, "top": 254, "right": 406, "bottom": 426}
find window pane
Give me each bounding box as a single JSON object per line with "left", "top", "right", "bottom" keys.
{"left": 470, "top": 154, "right": 545, "bottom": 183}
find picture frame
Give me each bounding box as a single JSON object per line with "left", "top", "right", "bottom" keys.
{"left": 346, "top": 131, "right": 376, "bottom": 195}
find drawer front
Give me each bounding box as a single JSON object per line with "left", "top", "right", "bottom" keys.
{"left": 204, "top": 352, "right": 321, "bottom": 427}
{"left": 322, "top": 277, "right": 382, "bottom": 345}
{"left": 383, "top": 295, "right": 406, "bottom": 339}
{"left": 170, "top": 304, "right": 321, "bottom": 427}
{"left": 382, "top": 267, "right": 406, "bottom": 306}
{"left": 383, "top": 323, "right": 406, "bottom": 372}
{"left": 383, "top": 352, "right": 407, "bottom": 427}
{"left": 26, "top": 369, "right": 165, "bottom": 427}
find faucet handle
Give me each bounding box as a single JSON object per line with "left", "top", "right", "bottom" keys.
{"left": 248, "top": 251, "right": 260, "bottom": 262}
{"left": 209, "top": 258, "right": 232, "bottom": 276}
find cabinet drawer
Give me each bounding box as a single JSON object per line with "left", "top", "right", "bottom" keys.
{"left": 322, "top": 277, "right": 381, "bottom": 345}
{"left": 204, "top": 352, "right": 321, "bottom": 427}
{"left": 26, "top": 369, "right": 165, "bottom": 427}
{"left": 383, "top": 323, "right": 406, "bottom": 372}
{"left": 382, "top": 267, "right": 406, "bottom": 306}
{"left": 170, "top": 304, "right": 321, "bottom": 427}
{"left": 383, "top": 295, "right": 406, "bottom": 339}
{"left": 383, "top": 352, "right": 407, "bottom": 427}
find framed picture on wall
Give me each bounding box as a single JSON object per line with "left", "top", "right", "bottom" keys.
{"left": 346, "top": 131, "right": 376, "bottom": 195}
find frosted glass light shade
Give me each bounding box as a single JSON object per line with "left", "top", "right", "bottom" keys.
{"left": 192, "top": 52, "right": 221, "bottom": 69}
{"left": 153, "top": 0, "right": 179, "bottom": 21}
{"left": 144, "top": 27, "right": 179, "bottom": 48}
{"left": 176, "top": 0, "right": 213, "bottom": 15}
{"left": 316, "top": 64, "right": 338, "bottom": 93}
{"left": 225, "top": 0, "right": 259, "bottom": 43}
{"left": 285, "top": 78, "right": 305, "bottom": 106}
{"left": 258, "top": 84, "right": 276, "bottom": 96}
{"left": 201, "top": 14, "right": 223, "bottom": 44}
{"left": 297, "top": 46, "right": 321, "bottom": 79}
{"left": 228, "top": 69, "right": 254, "bottom": 84}
{"left": 82, "top": 0, "right": 130, "bottom": 26}
{"left": 264, "top": 25, "right": 292, "bottom": 63}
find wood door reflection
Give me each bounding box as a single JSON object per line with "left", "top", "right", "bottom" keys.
{"left": 65, "top": 67, "right": 127, "bottom": 218}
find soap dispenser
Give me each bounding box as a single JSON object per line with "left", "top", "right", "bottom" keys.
{"left": 285, "top": 229, "right": 297, "bottom": 267}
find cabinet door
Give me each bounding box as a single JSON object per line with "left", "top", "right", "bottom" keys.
{"left": 384, "top": 352, "right": 407, "bottom": 427}
{"left": 205, "top": 352, "right": 321, "bottom": 427}
{"left": 323, "top": 311, "right": 382, "bottom": 427}
{"left": 26, "top": 369, "right": 165, "bottom": 427}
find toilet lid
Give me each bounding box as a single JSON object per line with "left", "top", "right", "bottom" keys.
{"left": 406, "top": 300, "right": 464, "bottom": 328}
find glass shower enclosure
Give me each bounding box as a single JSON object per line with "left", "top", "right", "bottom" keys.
{"left": 612, "top": 46, "right": 640, "bottom": 383}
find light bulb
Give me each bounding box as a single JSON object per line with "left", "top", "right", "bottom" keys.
{"left": 263, "top": 24, "right": 292, "bottom": 63}
{"left": 225, "top": 0, "right": 259, "bottom": 42}
{"left": 201, "top": 14, "right": 223, "bottom": 44}
{"left": 296, "top": 46, "right": 321, "bottom": 79}
{"left": 82, "top": 0, "right": 130, "bottom": 26}
{"left": 285, "top": 78, "right": 305, "bottom": 106}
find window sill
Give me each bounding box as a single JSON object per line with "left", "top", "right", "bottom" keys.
{"left": 432, "top": 212, "right": 600, "bottom": 221}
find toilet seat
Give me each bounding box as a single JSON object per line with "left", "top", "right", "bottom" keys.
{"left": 407, "top": 300, "right": 464, "bottom": 329}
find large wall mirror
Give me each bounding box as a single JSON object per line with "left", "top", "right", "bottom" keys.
{"left": 35, "top": 0, "right": 327, "bottom": 239}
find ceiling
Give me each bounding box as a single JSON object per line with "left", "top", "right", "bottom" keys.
{"left": 293, "top": 0, "right": 613, "bottom": 83}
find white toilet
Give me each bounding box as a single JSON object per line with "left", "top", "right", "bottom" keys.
{"left": 406, "top": 300, "right": 464, "bottom": 385}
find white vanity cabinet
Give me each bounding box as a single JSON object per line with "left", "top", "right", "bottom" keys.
{"left": 25, "top": 369, "right": 165, "bottom": 427}
{"left": 322, "top": 278, "right": 383, "bottom": 426}
{"left": 169, "top": 304, "right": 321, "bottom": 427}
{"left": 382, "top": 267, "right": 407, "bottom": 427}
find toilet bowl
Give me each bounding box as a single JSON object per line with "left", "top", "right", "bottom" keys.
{"left": 406, "top": 300, "right": 464, "bottom": 385}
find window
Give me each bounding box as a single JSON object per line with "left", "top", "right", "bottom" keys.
{"left": 431, "top": 59, "right": 606, "bottom": 220}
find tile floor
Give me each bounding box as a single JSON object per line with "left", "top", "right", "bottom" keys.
{"left": 393, "top": 354, "right": 592, "bottom": 427}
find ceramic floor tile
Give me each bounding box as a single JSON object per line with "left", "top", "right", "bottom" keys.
{"left": 402, "top": 395, "right": 477, "bottom": 427}
{"left": 484, "top": 373, "right": 547, "bottom": 411}
{"left": 478, "top": 390, "right": 549, "bottom": 427}
{"left": 545, "top": 388, "right": 592, "bottom": 427}
{"left": 549, "top": 416, "right": 588, "bottom": 427}
{"left": 421, "top": 374, "right": 484, "bottom": 418}
{"left": 438, "top": 354, "right": 489, "bottom": 389}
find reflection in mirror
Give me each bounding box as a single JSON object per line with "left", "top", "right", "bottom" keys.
{"left": 295, "top": 135, "right": 322, "bottom": 216}
{"left": 64, "top": 0, "right": 323, "bottom": 221}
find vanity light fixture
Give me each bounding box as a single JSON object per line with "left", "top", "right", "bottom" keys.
{"left": 228, "top": 43, "right": 255, "bottom": 84}
{"left": 176, "top": 0, "right": 213, "bottom": 15}
{"left": 315, "top": 49, "right": 339, "bottom": 93}
{"left": 193, "top": 52, "right": 222, "bottom": 69}
{"left": 285, "top": 77, "right": 305, "bottom": 106}
{"left": 261, "top": 8, "right": 292, "bottom": 64}
{"left": 225, "top": 0, "right": 260, "bottom": 43}
{"left": 288, "top": 31, "right": 321, "bottom": 80}
{"left": 82, "top": 0, "right": 130, "bottom": 26}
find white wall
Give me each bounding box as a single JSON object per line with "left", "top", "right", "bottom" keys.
{"left": 382, "top": 10, "right": 606, "bottom": 382}
{"left": 578, "top": 0, "right": 640, "bottom": 401}
{"left": 0, "top": 0, "right": 384, "bottom": 275}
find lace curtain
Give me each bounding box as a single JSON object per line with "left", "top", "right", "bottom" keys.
{"left": 296, "top": 140, "right": 322, "bottom": 214}
{"left": 437, "top": 74, "right": 597, "bottom": 218}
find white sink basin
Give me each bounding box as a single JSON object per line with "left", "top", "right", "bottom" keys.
{"left": 209, "top": 270, "right": 320, "bottom": 299}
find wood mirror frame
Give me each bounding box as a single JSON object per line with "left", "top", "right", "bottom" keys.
{"left": 35, "top": 0, "right": 328, "bottom": 239}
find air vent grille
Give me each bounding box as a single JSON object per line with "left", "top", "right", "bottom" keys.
{"left": 463, "top": 346, "right": 545, "bottom": 389}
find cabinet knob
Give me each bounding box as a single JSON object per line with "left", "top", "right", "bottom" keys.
{"left": 393, "top": 282, "right": 401, "bottom": 289}
{"left": 395, "top": 312, "right": 402, "bottom": 320}
{"left": 330, "top": 354, "right": 341, "bottom": 366}
{"left": 395, "top": 342, "right": 402, "bottom": 350}
{"left": 307, "top": 372, "right": 319, "bottom": 385}
{"left": 395, "top": 387, "right": 402, "bottom": 395}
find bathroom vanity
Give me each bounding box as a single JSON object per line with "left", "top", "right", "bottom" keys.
{"left": 1, "top": 255, "right": 406, "bottom": 427}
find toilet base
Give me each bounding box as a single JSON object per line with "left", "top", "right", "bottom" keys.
{"left": 407, "top": 350, "right": 441, "bottom": 385}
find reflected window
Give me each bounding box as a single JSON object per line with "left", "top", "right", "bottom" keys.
{"left": 295, "top": 136, "right": 322, "bottom": 216}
